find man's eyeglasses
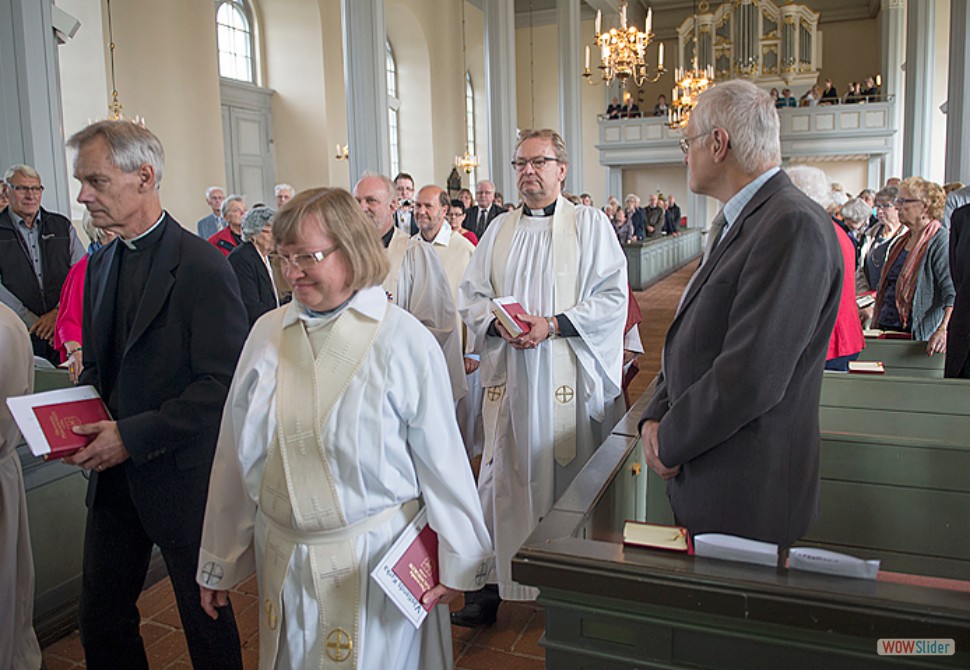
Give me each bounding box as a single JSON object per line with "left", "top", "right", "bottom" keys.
{"left": 511, "top": 157, "right": 559, "bottom": 171}
{"left": 5, "top": 183, "right": 44, "bottom": 194}
{"left": 679, "top": 130, "right": 713, "bottom": 154}
{"left": 270, "top": 246, "right": 339, "bottom": 272}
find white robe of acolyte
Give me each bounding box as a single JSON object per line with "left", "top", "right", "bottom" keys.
{"left": 388, "top": 229, "right": 468, "bottom": 403}
{"left": 0, "top": 304, "right": 42, "bottom": 670}
{"left": 198, "top": 287, "right": 493, "bottom": 670}
{"left": 458, "top": 199, "right": 628, "bottom": 600}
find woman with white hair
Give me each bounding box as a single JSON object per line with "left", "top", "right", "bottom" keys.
{"left": 785, "top": 165, "right": 864, "bottom": 370}
{"left": 227, "top": 206, "right": 281, "bottom": 328}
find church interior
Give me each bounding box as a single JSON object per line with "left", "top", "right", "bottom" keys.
{"left": 2, "top": 0, "right": 969, "bottom": 668}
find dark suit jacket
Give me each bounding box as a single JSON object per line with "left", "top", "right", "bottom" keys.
{"left": 228, "top": 241, "right": 278, "bottom": 328}
{"left": 945, "top": 204, "right": 970, "bottom": 377}
{"left": 641, "top": 172, "right": 842, "bottom": 547}
{"left": 80, "top": 215, "right": 247, "bottom": 546}
{"left": 465, "top": 203, "right": 503, "bottom": 239}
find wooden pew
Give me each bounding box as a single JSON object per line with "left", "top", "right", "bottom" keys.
{"left": 803, "top": 373, "right": 970, "bottom": 580}
{"left": 514, "top": 401, "right": 970, "bottom": 668}
{"left": 856, "top": 336, "right": 944, "bottom": 378}
{"left": 622, "top": 229, "right": 702, "bottom": 290}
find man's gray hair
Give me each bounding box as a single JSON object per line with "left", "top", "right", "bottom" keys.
{"left": 476, "top": 180, "right": 495, "bottom": 191}
{"left": 841, "top": 197, "right": 871, "bottom": 225}
{"left": 691, "top": 80, "right": 781, "bottom": 174}
{"left": 3, "top": 164, "right": 41, "bottom": 183}
{"left": 241, "top": 206, "right": 275, "bottom": 242}
{"left": 66, "top": 120, "right": 165, "bottom": 188}
{"left": 515, "top": 128, "right": 569, "bottom": 164}
{"left": 221, "top": 194, "right": 245, "bottom": 218}
{"left": 205, "top": 185, "right": 224, "bottom": 199}
{"left": 624, "top": 193, "right": 640, "bottom": 206}
{"left": 784, "top": 165, "right": 833, "bottom": 210}
{"left": 354, "top": 172, "right": 395, "bottom": 203}
{"left": 274, "top": 183, "right": 295, "bottom": 197}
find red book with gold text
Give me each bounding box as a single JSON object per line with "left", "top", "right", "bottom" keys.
{"left": 491, "top": 296, "right": 531, "bottom": 337}
{"left": 391, "top": 523, "right": 440, "bottom": 612}
{"left": 6, "top": 385, "right": 110, "bottom": 460}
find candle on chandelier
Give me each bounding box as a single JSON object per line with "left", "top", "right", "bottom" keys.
{"left": 585, "top": 46, "right": 590, "bottom": 70}
{"left": 659, "top": 42, "right": 664, "bottom": 68}
{"left": 646, "top": 8, "right": 652, "bottom": 35}
{"left": 595, "top": 10, "right": 601, "bottom": 35}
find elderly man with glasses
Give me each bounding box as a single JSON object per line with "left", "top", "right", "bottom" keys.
{"left": 456, "top": 128, "right": 627, "bottom": 626}
{"left": 640, "top": 80, "right": 842, "bottom": 552}
{"left": 0, "top": 163, "right": 85, "bottom": 362}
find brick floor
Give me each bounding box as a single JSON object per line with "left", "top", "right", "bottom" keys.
{"left": 41, "top": 264, "right": 693, "bottom": 669}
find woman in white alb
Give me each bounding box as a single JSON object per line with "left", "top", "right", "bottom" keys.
{"left": 197, "top": 188, "right": 493, "bottom": 670}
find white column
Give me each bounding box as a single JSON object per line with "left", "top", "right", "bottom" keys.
{"left": 341, "top": 0, "right": 391, "bottom": 182}
{"left": 686, "top": 184, "right": 710, "bottom": 231}
{"left": 901, "top": 0, "right": 934, "bottom": 179}
{"left": 867, "top": 156, "right": 884, "bottom": 191}
{"left": 0, "top": 0, "right": 71, "bottom": 213}
{"left": 945, "top": 0, "right": 970, "bottom": 181}
{"left": 605, "top": 165, "right": 622, "bottom": 202}
{"left": 484, "top": 0, "right": 517, "bottom": 199}
{"left": 557, "top": 0, "right": 583, "bottom": 195}
{"left": 881, "top": 0, "right": 905, "bottom": 180}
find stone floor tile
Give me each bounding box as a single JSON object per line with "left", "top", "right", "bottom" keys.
{"left": 40, "top": 653, "right": 79, "bottom": 670}
{"left": 144, "top": 630, "right": 189, "bottom": 669}
{"left": 512, "top": 610, "right": 544, "bottom": 657}
{"left": 44, "top": 630, "right": 85, "bottom": 662}
{"left": 456, "top": 646, "right": 545, "bottom": 670}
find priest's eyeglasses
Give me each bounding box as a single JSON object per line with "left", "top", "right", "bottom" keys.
{"left": 270, "top": 246, "right": 340, "bottom": 272}
{"left": 511, "top": 156, "right": 559, "bottom": 171}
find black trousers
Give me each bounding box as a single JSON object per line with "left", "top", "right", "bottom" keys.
{"left": 78, "top": 469, "right": 242, "bottom": 670}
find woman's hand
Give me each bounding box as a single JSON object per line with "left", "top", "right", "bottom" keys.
{"left": 926, "top": 328, "right": 947, "bottom": 356}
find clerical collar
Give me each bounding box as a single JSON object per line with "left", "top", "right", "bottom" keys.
{"left": 381, "top": 225, "right": 395, "bottom": 248}
{"left": 524, "top": 201, "right": 557, "bottom": 217}
{"left": 119, "top": 212, "right": 166, "bottom": 250}
{"left": 301, "top": 291, "right": 357, "bottom": 320}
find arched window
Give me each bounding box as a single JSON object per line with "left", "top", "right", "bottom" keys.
{"left": 465, "top": 72, "right": 477, "bottom": 186}
{"left": 216, "top": 1, "right": 255, "bottom": 83}
{"left": 386, "top": 41, "right": 401, "bottom": 176}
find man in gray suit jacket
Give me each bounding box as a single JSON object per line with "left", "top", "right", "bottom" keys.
{"left": 639, "top": 81, "right": 842, "bottom": 548}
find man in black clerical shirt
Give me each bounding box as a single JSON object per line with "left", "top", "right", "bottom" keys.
{"left": 64, "top": 120, "right": 245, "bottom": 670}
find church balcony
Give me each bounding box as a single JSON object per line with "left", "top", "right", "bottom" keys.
{"left": 596, "top": 99, "right": 897, "bottom": 167}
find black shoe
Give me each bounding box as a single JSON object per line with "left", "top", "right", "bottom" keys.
{"left": 451, "top": 586, "right": 501, "bottom": 627}
{"left": 450, "top": 602, "right": 498, "bottom": 627}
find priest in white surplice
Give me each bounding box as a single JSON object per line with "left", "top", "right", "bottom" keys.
{"left": 0, "top": 303, "right": 42, "bottom": 670}
{"left": 354, "top": 173, "right": 466, "bottom": 403}
{"left": 198, "top": 188, "right": 493, "bottom": 670}
{"left": 455, "top": 129, "right": 628, "bottom": 625}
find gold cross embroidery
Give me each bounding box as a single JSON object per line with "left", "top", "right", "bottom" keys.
{"left": 263, "top": 599, "right": 278, "bottom": 630}
{"left": 325, "top": 628, "right": 353, "bottom": 662}
{"left": 555, "top": 385, "right": 575, "bottom": 404}
{"left": 486, "top": 386, "right": 504, "bottom": 402}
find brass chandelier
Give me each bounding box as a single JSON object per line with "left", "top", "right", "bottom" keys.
{"left": 582, "top": 0, "right": 664, "bottom": 88}
{"left": 667, "top": 0, "right": 714, "bottom": 129}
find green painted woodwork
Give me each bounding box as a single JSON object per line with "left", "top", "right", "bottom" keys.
{"left": 857, "top": 338, "right": 945, "bottom": 378}
{"left": 622, "top": 230, "right": 702, "bottom": 290}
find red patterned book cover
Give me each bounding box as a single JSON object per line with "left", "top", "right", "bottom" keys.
{"left": 391, "top": 524, "right": 440, "bottom": 611}
{"left": 31, "top": 397, "right": 110, "bottom": 459}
